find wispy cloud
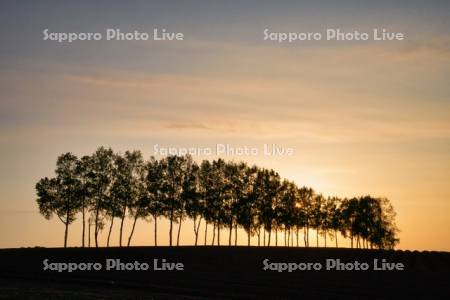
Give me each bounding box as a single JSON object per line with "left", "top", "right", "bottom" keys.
{"left": 165, "top": 122, "right": 213, "bottom": 130}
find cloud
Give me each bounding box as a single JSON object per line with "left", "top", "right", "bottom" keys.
{"left": 2, "top": 32, "right": 450, "bottom": 147}
{"left": 165, "top": 122, "right": 213, "bottom": 130}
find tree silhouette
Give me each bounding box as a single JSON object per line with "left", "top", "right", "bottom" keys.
{"left": 110, "top": 150, "right": 144, "bottom": 247}
{"left": 255, "top": 169, "right": 279, "bottom": 247}
{"left": 75, "top": 155, "right": 93, "bottom": 248}
{"left": 297, "top": 187, "right": 314, "bottom": 247}
{"left": 89, "top": 147, "right": 114, "bottom": 247}
{"left": 36, "top": 153, "right": 80, "bottom": 247}
{"left": 126, "top": 151, "right": 147, "bottom": 247}
{"left": 222, "top": 162, "right": 239, "bottom": 246}
{"left": 198, "top": 160, "right": 214, "bottom": 246}
{"left": 36, "top": 149, "right": 400, "bottom": 250}
{"left": 145, "top": 156, "right": 165, "bottom": 246}
{"left": 184, "top": 159, "right": 203, "bottom": 246}
{"left": 327, "top": 196, "right": 343, "bottom": 247}
{"left": 160, "top": 156, "right": 185, "bottom": 246}
{"left": 177, "top": 156, "right": 197, "bottom": 246}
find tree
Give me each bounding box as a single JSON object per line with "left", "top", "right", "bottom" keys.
{"left": 341, "top": 197, "right": 359, "bottom": 248}
{"left": 222, "top": 162, "right": 248, "bottom": 246}
{"left": 339, "top": 196, "right": 399, "bottom": 250}
{"left": 89, "top": 147, "right": 114, "bottom": 247}
{"left": 178, "top": 156, "right": 197, "bottom": 246}
{"left": 210, "top": 159, "right": 228, "bottom": 246}
{"left": 298, "top": 187, "right": 314, "bottom": 247}
{"left": 236, "top": 165, "right": 258, "bottom": 246}
{"left": 37, "top": 150, "right": 400, "bottom": 250}
{"left": 199, "top": 160, "right": 214, "bottom": 246}
{"left": 327, "top": 197, "right": 342, "bottom": 247}
{"left": 278, "top": 180, "right": 299, "bottom": 247}
{"left": 291, "top": 185, "right": 306, "bottom": 247}
{"left": 104, "top": 196, "right": 121, "bottom": 247}
{"left": 319, "top": 196, "right": 337, "bottom": 248}
{"left": 184, "top": 159, "right": 203, "bottom": 246}
{"left": 253, "top": 169, "right": 267, "bottom": 246}
{"left": 127, "top": 158, "right": 148, "bottom": 247}
{"left": 264, "top": 170, "right": 282, "bottom": 247}
{"left": 111, "top": 150, "right": 145, "bottom": 247}
{"left": 232, "top": 162, "right": 250, "bottom": 246}
{"left": 36, "top": 153, "right": 80, "bottom": 248}
{"left": 162, "top": 156, "right": 187, "bottom": 246}
{"left": 366, "top": 197, "right": 399, "bottom": 249}
{"left": 75, "top": 155, "right": 93, "bottom": 248}
{"left": 146, "top": 157, "right": 165, "bottom": 246}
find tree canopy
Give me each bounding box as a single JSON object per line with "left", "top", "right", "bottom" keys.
{"left": 36, "top": 147, "right": 399, "bottom": 249}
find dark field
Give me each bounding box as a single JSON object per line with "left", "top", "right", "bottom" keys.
{"left": 0, "top": 246, "right": 449, "bottom": 299}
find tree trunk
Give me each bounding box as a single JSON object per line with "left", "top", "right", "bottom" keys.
{"left": 306, "top": 225, "right": 309, "bottom": 247}
{"left": 177, "top": 215, "right": 182, "bottom": 246}
{"left": 228, "top": 221, "right": 233, "bottom": 246}
{"left": 119, "top": 209, "right": 126, "bottom": 247}
{"left": 94, "top": 207, "right": 100, "bottom": 248}
{"left": 234, "top": 223, "right": 238, "bottom": 246}
{"left": 257, "top": 227, "right": 261, "bottom": 246}
{"left": 204, "top": 222, "right": 208, "bottom": 246}
{"left": 64, "top": 221, "right": 69, "bottom": 248}
{"left": 88, "top": 219, "right": 91, "bottom": 248}
{"left": 289, "top": 229, "right": 291, "bottom": 247}
{"left": 304, "top": 227, "right": 307, "bottom": 247}
{"left": 268, "top": 230, "right": 271, "bottom": 246}
{"left": 211, "top": 223, "right": 216, "bottom": 246}
{"left": 127, "top": 215, "right": 138, "bottom": 247}
{"left": 275, "top": 228, "right": 278, "bottom": 246}
{"left": 335, "top": 229, "right": 338, "bottom": 247}
{"left": 193, "top": 216, "right": 197, "bottom": 244}
{"left": 154, "top": 215, "right": 158, "bottom": 246}
{"left": 107, "top": 217, "right": 114, "bottom": 247}
{"left": 81, "top": 201, "right": 85, "bottom": 248}
{"left": 247, "top": 230, "right": 250, "bottom": 246}
{"left": 195, "top": 217, "right": 201, "bottom": 246}
{"left": 324, "top": 231, "right": 327, "bottom": 248}
{"left": 296, "top": 228, "right": 299, "bottom": 247}
{"left": 169, "top": 207, "right": 174, "bottom": 247}
{"left": 263, "top": 228, "right": 266, "bottom": 246}
{"left": 217, "top": 222, "right": 220, "bottom": 246}
{"left": 64, "top": 207, "right": 69, "bottom": 248}
{"left": 316, "top": 229, "right": 319, "bottom": 248}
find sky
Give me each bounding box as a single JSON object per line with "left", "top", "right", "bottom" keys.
{"left": 0, "top": 0, "right": 449, "bottom": 250}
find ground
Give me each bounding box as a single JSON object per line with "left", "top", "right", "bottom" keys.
{"left": 0, "top": 246, "right": 449, "bottom": 299}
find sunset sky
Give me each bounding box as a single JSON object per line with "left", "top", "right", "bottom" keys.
{"left": 0, "top": 0, "right": 449, "bottom": 250}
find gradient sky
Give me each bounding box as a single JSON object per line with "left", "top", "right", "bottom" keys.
{"left": 1, "top": 0, "right": 449, "bottom": 250}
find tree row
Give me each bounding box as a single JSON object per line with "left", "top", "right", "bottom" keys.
{"left": 36, "top": 147, "right": 399, "bottom": 249}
